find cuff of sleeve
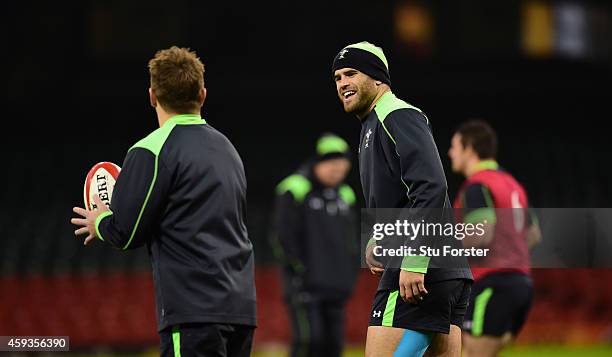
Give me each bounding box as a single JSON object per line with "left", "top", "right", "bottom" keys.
{"left": 401, "top": 255, "right": 429, "bottom": 274}
{"left": 95, "top": 211, "right": 114, "bottom": 242}
{"left": 367, "top": 237, "right": 376, "bottom": 248}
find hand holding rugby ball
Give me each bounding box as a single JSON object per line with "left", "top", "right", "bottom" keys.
{"left": 72, "top": 162, "right": 121, "bottom": 245}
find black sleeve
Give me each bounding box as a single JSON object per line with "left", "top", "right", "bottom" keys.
{"left": 271, "top": 192, "right": 305, "bottom": 274}
{"left": 461, "top": 183, "right": 491, "bottom": 212}
{"left": 382, "top": 109, "right": 448, "bottom": 208}
{"left": 381, "top": 109, "right": 449, "bottom": 273}
{"left": 95, "top": 148, "right": 171, "bottom": 250}
{"left": 459, "top": 183, "right": 499, "bottom": 225}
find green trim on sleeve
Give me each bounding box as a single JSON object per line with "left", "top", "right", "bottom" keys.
{"left": 380, "top": 121, "right": 397, "bottom": 145}
{"left": 276, "top": 174, "right": 312, "bottom": 203}
{"left": 481, "top": 185, "right": 495, "bottom": 208}
{"left": 122, "top": 155, "right": 158, "bottom": 250}
{"left": 172, "top": 325, "right": 181, "bottom": 357}
{"left": 401, "top": 255, "right": 430, "bottom": 274}
{"left": 374, "top": 91, "right": 427, "bottom": 197}
{"left": 464, "top": 208, "right": 497, "bottom": 225}
{"left": 472, "top": 288, "right": 494, "bottom": 336}
{"left": 94, "top": 210, "right": 114, "bottom": 241}
{"left": 382, "top": 290, "right": 399, "bottom": 327}
{"left": 378, "top": 121, "right": 412, "bottom": 196}
{"left": 367, "top": 237, "right": 376, "bottom": 248}
{"left": 121, "top": 114, "right": 205, "bottom": 250}
{"left": 339, "top": 184, "right": 356, "bottom": 205}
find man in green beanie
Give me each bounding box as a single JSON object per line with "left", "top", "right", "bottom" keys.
{"left": 271, "top": 133, "right": 359, "bottom": 357}
{"left": 332, "top": 42, "right": 473, "bottom": 356}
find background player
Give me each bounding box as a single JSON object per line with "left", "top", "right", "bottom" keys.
{"left": 333, "top": 41, "right": 472, "bottom": 357}
{"left": 71, "top": 46, "right": 256, "bottom": 357}
{"left": 448, "top": 119, "right": 542, "bottom": 357}
{"left": 271, "top": 133, "right": 359, "bottom": 357}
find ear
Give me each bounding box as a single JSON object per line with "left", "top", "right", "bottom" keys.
{"left": 199, "top": 87, "right": 207, "bottom": 106}
{"left": 375, "top": 80, "right": 383, "bottom": 86}
{"left": 149, "top": 87, "right": 157, "bottom": 108}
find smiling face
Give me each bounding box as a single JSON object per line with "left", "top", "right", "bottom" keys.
{"left": 334, "top": 68, "right": 379, "bottom": 119}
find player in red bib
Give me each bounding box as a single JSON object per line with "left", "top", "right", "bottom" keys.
{"left": 448, "top": 120, "right": 541, "bottom": 357}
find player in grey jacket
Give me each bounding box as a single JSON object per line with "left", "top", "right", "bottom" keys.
{"left": 72, "top": 46, "right": 256, "bottom": 357}
{"left": 332, "top": 41, "right": 472, "bottom": 357}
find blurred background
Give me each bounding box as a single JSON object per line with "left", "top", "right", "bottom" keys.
{"left": 2, "top": 0, "right": 612, "bottom": 355}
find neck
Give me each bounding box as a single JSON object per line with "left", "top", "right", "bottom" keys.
{"left": 464, "top": 159, "right": 480, "bottom": 178}
{"left": 465, "top": 158, "right": 497, "bottom": 177}
{"left": 357, "top": 85, "right": 391, "bottom": 121}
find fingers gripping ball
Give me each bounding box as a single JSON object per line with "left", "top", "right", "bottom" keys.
{"left": 83, "top": 162, "right": 121, "bottom": 211}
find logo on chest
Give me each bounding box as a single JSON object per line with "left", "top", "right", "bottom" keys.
{"left": 308, "top": 195, "right": 349, "bottom": 216}
{"left": 363, "top": 128, "right": 373, "bottom": 149}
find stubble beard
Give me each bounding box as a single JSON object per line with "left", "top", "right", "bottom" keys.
{"left": 346, "top": 87, "right": 376, "bottom": 120}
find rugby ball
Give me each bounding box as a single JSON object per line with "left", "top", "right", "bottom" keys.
{"left": 83, "top": 162, "right": 121, "bottom": 211}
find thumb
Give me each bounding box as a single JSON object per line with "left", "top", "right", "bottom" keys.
{"left": 93, "top": 194, "right": 109, "bottom": 212}
{"left": 399, "top": 282, "right": 407, "bottom": 302}
{"left": 371, "top": 257, "right": 383, "bottom": 268}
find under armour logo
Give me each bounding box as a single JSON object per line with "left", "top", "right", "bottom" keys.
{"left": 372, "top": 310, "right": 382, "bottom": 318}
{"left": 338, "top": 49, "right": 349, "bottom": 59}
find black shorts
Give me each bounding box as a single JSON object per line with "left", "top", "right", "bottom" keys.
{"left": 369, "top": 279, "right": 472, "bottom": 334}
{"left": 160, "top": 323, "right": 254, "bottom": 357}
{"left": 464, "top": 272, "right": 533, "bottom": 337}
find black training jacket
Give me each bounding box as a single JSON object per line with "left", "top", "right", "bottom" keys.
{"left": 358, "top": 92, "right": 473, "bottom": 290}
{"left": 272, "top": 163, "right": 359, "bottom": 301}
{"left": 96, "top": 114, "right": 256, "bottom": 331}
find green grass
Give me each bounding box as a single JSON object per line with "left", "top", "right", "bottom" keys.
{"left": 500, "top": 345, "right": 612, "bottom": 357}
{"left": 250, "top": 345, "right": 612, "bottom": 357}
{"left": 251, "top": 347, "right": 362, "bottom": 357}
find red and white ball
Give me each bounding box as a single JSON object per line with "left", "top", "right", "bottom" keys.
{"left": 83, "top": 162, "right": 121, "bottom": 211}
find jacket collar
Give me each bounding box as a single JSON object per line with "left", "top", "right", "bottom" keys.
{"left": 165, "top": 114, "right": 206, "bottom": 126}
